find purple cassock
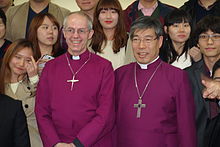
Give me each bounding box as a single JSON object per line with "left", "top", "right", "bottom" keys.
{"left": 35, "top": 50, "right": 115, "bottom": 147}
{"left": 114, "top": 58, "right": 197, "bottom": 147}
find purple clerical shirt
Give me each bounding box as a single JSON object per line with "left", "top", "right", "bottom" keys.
{"left": 35, "top": 50, "right": 115, "bottom": 147}
{"left": 114, "top": 58, "right": 196, "bottom": 147}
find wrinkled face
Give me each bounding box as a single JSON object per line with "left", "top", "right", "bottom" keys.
{"left": 63, "top": 14, "right": 94, "bottom": 56}
{"left": 0, "top": 18, "right": 5, "bottom": 39}
{"left": 165, "top": 22, "right": 191, "bottom": 44}
{"left": 198, "top": 30, "right": 220, "bottom": 59}
{"left": 132, "top": 28, "right": 163, "bottom": 64}
{"left": 98, "top": 8, "right": 119, "bottom": 31}
{"left": 76, "top": 0, "right": 99, "bottom": 12}
{"left": 37, "top": 16, "right": 59, "bottom": 48}
{"left": 9, "top": 47, "right": 33, "bottom": 78}
{"left": 0, "top": 0, "right": 11, "bottom": 9}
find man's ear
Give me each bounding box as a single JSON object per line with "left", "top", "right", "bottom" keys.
{"left": 88, "top": 29, "right": 94, "bottom": 39}
{"left": 63, "top": 28, "right": 67, "bottom": 39}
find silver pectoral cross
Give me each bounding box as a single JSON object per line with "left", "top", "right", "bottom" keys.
{"left": 134, "top": 99, "right": 146, "bottom": 118}
{"left": 67, "top": 75, "right": 79, "bottom": 91}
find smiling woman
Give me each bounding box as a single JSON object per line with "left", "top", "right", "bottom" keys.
{"left": 90, "top": 0, "right": 128, "bottom": 70}
{"left": 0, "top": 39, "right": 42, "bottom": 147}
{"left": 159, "top": 8, "right": 195, "bottom": 69}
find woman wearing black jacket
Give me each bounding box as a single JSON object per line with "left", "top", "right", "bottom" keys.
{"left": 0, "top": 94, "right": 30, "bottom": 147}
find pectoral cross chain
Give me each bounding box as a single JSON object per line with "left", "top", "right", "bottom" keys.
{"left": 134, "top": 99, "right": 146, "bottom": 118}
{"left": 67, "top": 75, "right": 79, "bottom": 91}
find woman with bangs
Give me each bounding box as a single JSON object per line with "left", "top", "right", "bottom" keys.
{"left": 28, "top": 13, "right": 64, "bottom": 73}
{"left": 0, "top": 39, "right": 42, "bottom": 147}
{"left": 160, "top": 8, "right": 201, "bottom": 69}
{"left": 90, "top": 0, "right": 128, "bottom": 70}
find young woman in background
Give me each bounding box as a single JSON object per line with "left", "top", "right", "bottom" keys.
{"left": 90, "top": 0, "right": 128, "bottom": 70}
{"left": 28, "top": 13, "right": 64, "bottom": 72}
{"left": 160, "top": 9, "right": 201, "bottom": 69}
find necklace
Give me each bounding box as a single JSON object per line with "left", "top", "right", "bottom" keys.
{"left": 134, "top": 61, "right": 162, "bottom": 118}
{"left": 65, "top": 52, "right": 91, "bottom": 91}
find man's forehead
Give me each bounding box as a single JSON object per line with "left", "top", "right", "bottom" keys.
{"left": 201, "top": 29, "right": 220, "bottom": 34}
{"left": 67, "top": 14, "right": 88, "bottom": 27}
{"left": 134, "top": 28, "right": 156, "bottom": 36}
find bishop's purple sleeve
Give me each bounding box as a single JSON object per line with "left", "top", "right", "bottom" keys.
{"left": 176, "top": 71, "right": 197, "bottom": 147}
{"left": 76, "top": 62, "right": 115, "bottom": 147}
{"left": 35, "top": 65, "right": 61, "bottom": 147}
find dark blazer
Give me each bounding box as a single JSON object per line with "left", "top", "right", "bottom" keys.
{"left": 0, "top": 94, "right": 30, "bottom": 147}
{"left": 185, "top": 60, "right": 214, "bottom": 147}
{"left": 124, "top": 0, "right": 175, "bottom": 32}
{"left": 180, "top": 0, "right": 220, "bottom": 27}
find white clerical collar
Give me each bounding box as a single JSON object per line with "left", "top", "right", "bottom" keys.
{"left": 72, "top": 55, "right": 80, "bottom": 60}
{"left": 137, "top": 56, "right": 159, "bottom": 69}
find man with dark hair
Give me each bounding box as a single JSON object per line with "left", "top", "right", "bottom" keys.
{"left": 186, "top": 15, "right": 220, "bottom": 147}
{"left": 75, "top": 0, "right": 99, "bottom": 20}
{"left": 181, "top": 0, "right": 220, "bottom": 26}
{"left": 115, "top": 16, "right": 196, "bottom": 147}
{"left": 0, "top": 0, "right": 13, "bottom": 12}
{"left": 5, "top": 0, "right": 70, "bottom": 42}
{"left": 124, "top": 0, "right": 175, "bottom": 32}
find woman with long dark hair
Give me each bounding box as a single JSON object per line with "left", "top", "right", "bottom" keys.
{"left": 90, "top": 0, "right": 128, "bottom": 69}
{"left": 160, "top": 8, "right": 201, "bottom": 69}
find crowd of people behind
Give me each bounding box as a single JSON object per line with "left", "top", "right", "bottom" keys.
{"left": 0, "top": 0, "right": 220, "bottom": 147}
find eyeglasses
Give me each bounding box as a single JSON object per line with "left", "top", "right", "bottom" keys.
{"left": 64, "top": 28, "right": 89, "bottom": 35}
{"left": 131, "top": 36, "right": 158, "bottom": 44}
{"left": 199, "top": 34, "right": 220, "bottom": 41}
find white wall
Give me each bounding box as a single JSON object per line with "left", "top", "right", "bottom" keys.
{"left": 14, "top": 0, "right": 188, "bottom": 11}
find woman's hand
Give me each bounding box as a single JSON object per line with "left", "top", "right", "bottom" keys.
{"left": 26, "top": 56, "right": 38, "bottom": 78}
{"left": 189, "top": 46, "right": 202, "bottom": 62}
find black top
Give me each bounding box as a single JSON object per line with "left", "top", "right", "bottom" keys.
{"left": 0, "top": 39, "right": 11, "bottom": 58}
{"left": 181, "top": 0, "right": 220, "bottom": 26}
{"left": 0, "top": 94, "right": 31, "bottom": 147}
{"left": 25, "top": 5, "right": 49, "bottom": 37}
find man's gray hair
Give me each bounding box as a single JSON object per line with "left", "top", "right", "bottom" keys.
{"left": 63, "top": 11, "right": 93, "bottom": 30}
{"left": 130, "top": 16, "right": 163, "bottom": 39}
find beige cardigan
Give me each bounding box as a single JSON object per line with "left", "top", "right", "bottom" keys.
{"left": 6, "top": 2, "right": 70, "bottom": 41}
{"left": 5, "top": 76, "right": 43, "bottom": 147}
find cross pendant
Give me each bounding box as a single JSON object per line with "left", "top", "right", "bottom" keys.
{"left": 134, "top": 99, "right": 146, "bottom": 118}
{"left": 67, "top": 75, "right": 79, "bottom": 91}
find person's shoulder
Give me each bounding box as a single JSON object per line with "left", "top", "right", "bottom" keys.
{"left": 115, "top": 62, "right": 134, "bottom": 74}
{"left": 180, "top": 0, "right": 195, "bottom": 9}
{"left": 4, "top": 39, "right": 12, "bottom": 44}
{"left": 49, "top": 2, "right": 70, "bottom": 14}
{"left": 91, "top": 52, "right": 112, "bottom": 66}
{"left": 6, "top": 2, "right": 28, "bottom": 14}
{"left": 185, "top": 60, "right": 203, "bottom": 72}
{"left": 161, "top": 61, "right": 183, "bottom": 73}
{"left": 48, "top": 54, "right": 65, "bottom": 64}
{"left": 0, "top": 94, "right": 21, "bottom": 108}
{"left": 124, "top": 0, "right": 139, "bottom": 11}
{"left": 158, "top": 1, "right": 176, "bottom": 10}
